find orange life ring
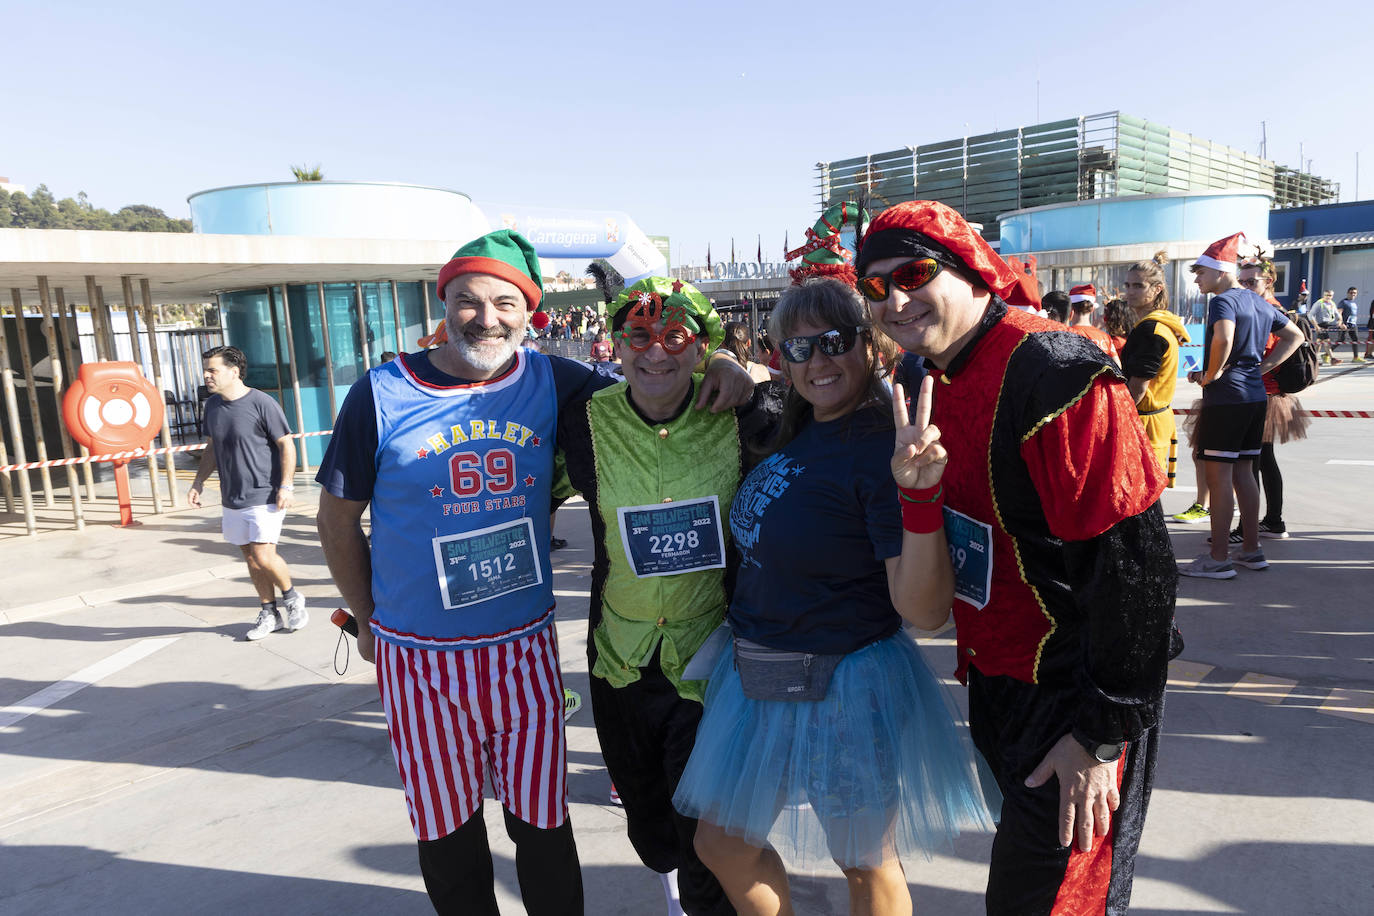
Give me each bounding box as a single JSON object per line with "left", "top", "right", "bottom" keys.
{"left": 62, "top": 361, "right": 166, "bottom": 455}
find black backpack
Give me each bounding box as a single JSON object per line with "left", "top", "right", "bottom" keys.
{"left": 1273, "top": 314, "right": 1318, "bottom": 394}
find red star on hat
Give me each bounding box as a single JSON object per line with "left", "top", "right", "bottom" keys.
{"left": 530, "top": 435, "right": 541, "bottom": 447}
{"left": 429, "top": 485, "right": 443, "bottom": 497}
{"left": 523, "top": 474, "right": 536, "bottom": 487}
{"left": 671, "top": 279, "right": 684, "bottom": 293}
{"left": 416, "top": 447, "right": 430, "bottom": 459}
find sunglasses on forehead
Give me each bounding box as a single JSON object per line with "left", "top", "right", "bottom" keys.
{"left": 857, "top": 258, "right": 942, "bottom": 303}
{"left": 780, "top": 326, "right": 861, "bottom": 363}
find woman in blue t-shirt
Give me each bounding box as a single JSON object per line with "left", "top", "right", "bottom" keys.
{"left": 674, "top": 277, "right": 989, "bottom": 915}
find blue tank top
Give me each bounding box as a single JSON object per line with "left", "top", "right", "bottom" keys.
{"left": 367, "top": 349, "right": 558, "bottom": 650}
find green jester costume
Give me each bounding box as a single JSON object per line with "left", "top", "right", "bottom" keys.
{"left": 557, "top": 277, "right": 779, "bottom": 916}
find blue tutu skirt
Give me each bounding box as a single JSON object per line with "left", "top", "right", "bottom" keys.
{"left": 673, "top": 631, "right": 992, "bottom": 869}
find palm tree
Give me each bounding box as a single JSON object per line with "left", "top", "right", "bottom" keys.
{"left": 290, "top": 164, "right": 324, "bottom": 181}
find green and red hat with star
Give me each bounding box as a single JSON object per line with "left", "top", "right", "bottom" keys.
{"left": 785, "top": 201, "right": 869, "bottom": 287}
{"left": 610, "top": 277, "right": 724, "bottom": 351}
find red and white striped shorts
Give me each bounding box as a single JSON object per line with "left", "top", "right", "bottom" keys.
{"left": 374, "top": 624, "right": 568, "bottom": 841}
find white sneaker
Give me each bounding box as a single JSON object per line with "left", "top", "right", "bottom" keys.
{"left": 1178, "top": 553, "right": 1237, "bottom": 579}
{"left": 282, "top": 593, "right": 308, "bottom": 631}
{"left": 247, "top": 605, "right": 285, "bottom": 640}
{"left": 1231, "top": 549, "right": 1270, "bottom": 571}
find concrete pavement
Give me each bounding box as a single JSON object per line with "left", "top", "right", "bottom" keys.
{"left": 1, "top": 363, "right": 1371, "bottom": 914}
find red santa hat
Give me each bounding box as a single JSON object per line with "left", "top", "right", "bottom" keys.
{"left": 1068, "top": 284, "right": 1097, "bottom": 305}
{"left": 1193, "top": 232, "right": 1248, "bottom": 274}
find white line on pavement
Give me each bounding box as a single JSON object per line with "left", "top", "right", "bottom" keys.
{"left": 1327, "top": 459, "right": 1374, "bottom": 466}
{"left": 0, "top": 638, "right": 179, "bottom": 730}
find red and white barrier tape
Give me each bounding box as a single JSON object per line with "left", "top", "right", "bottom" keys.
{"left": 1172, "top": 408, "right": 1373, "bottom": 418}
{"left": 0, "top": 430, "right": 333, "bottom": 474}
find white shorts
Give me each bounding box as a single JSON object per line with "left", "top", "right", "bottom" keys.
{"left": 222, "top": 503, "right": 285, "bottom": 546}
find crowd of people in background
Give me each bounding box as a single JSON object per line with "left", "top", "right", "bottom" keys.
{"left": 535, "top": 304, "right": 604, "bottom": 341}
{"left": 1031, "top": 244, "right": 1322, "bottom": 578}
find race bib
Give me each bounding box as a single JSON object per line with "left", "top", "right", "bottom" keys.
{"left": 943, "top": 506, "right": 993, "bottom": 610}
{"left": 618, "top": 496, "right": 727, "bottom": 578}
{"left": 432, "top": 517, "right": 543, "bottom": 609}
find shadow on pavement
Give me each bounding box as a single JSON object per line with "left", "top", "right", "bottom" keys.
{"left": 0, "top": 844, "right": 433, "bottom": 915}
{"left": 1132, "top": 840, "right": 1370, "bottom": 916}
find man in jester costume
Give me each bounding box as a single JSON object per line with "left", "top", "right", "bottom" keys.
{"left": 557, "top": 276, "right": 780, "bottom": 916}
{"left": 855, "top": 201, "right": 1180, "bottom": 915}
{"left": 314, "top": 231, "right": 756, "bottom": 916}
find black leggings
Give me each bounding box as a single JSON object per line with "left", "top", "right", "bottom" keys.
{"left": 1333, "top": 326, "right": 1361, "bottom": 356}
{"left": 416, "top": 805, "right": 583, "bottom": 916}
{"left": 1252, "top": 441, "right": 1283, "bottom": 524}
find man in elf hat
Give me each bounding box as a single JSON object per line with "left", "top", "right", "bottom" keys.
{"left": 314, "top": 229, "right": 755, "bottom": 915}
{"left": 557, "top": 276, "right": 780, "bottom": 916}
{"left": 1179, "top": 232, "right": 1304, "bottom": 579}
{"left": 1065, "top": 284, "right": 1120, "bottom": 364}
{"left": 855, "top": 200, "right": 1181, "bottom": 915}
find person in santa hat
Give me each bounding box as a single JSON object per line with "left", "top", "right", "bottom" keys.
{"left": 314, "top": 229, "right": 757, "bottom": 915}
{"left": 855, "top": 199, "right": 1181, "bottom": 915}
{"left": 1179, "top": 232, "right": 1304, "bottom": 580}
{"left": 1064, "top": 284, "right": 1121, "bottom": 364}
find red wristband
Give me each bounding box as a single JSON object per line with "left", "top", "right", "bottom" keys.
{"left": 898, "top": 483, "right": 945, "bottom": 534}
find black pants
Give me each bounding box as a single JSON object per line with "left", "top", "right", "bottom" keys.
{"left": 588, "top": 645, "right": 733, "bottom": 916}
{"left": 970, "top": 669, "right": 1160, "bottom": 916}
{"left": 416, "top": 805, "right": 582, "bottom": 916}
{"left": 1252, "top": 441, "right": 1283, "bottom": 524}
{"left": 1332, "top": 325, "right": 1360, "bottom": 355}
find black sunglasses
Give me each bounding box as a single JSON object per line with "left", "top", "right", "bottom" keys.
{"left": 857, "top": 258, "right": 942, "bottom": 303}
{"left": 780, "top": 326, "right": 861, "bottom": 363}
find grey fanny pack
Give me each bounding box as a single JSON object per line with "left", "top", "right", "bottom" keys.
{"left": 733, "top": 636, "right": 844, "bottom": 702}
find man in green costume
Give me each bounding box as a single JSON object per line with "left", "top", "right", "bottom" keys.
{"left": 558, "top": 277, "right": 779, "bottom": 916}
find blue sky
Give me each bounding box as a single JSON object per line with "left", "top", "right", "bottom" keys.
{"left": 5, "top": 0, "right": 1371, "bottom": 266}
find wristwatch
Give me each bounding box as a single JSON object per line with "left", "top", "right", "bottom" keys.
{"left": 1072, "top": 729, "right": 1124, "bottom": 763}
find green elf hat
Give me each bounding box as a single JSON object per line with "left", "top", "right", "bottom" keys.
{"left": 784, "top": 201, "right": 869, "bottom": 286}
{"left": 610, "top": 277, "right": 724, "bottom": 351}
{"left": 437, "top": 229, "right": 547, "bottom": 327}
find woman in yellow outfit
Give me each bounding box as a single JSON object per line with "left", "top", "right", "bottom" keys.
{"left": 1120, "top": 251, "right": 1190, "bottom": 488}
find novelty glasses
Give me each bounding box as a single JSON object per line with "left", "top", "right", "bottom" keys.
{"left": 780, "top": 326, "right": 861, "bottom": 363}
{"left": 857, "top": 257, "right": 942, "bottom": 302}
{"left": 624, "top": 324, "right": 696, "bottom": 354}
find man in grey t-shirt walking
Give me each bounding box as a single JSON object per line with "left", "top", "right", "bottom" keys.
{"left": 189, "top": 346, "right": 307, "bottom": 639}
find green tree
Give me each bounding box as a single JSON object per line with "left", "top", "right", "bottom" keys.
{"left": 1, "top": 182, "right": 191, "bottom": 232}
{"left": 31, "top": 184, "right": 59, "bottom": 228}
{"left": 8, "top": 191, "right": 39, "bottom": 226}
{"left": 290, "top": 164, "right": 324, "bottom": 181}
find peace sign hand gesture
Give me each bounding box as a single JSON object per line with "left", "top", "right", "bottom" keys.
{"left": 891, "top": 375, "right": 948, "bottom": 491}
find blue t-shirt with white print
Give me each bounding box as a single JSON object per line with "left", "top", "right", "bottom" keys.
{"left": 728, "top": 405, "right": 903, "bottom": 655}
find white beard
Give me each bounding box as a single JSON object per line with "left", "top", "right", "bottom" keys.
{"left": 451, "top": 324, "right": 521, "bottom": 373}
